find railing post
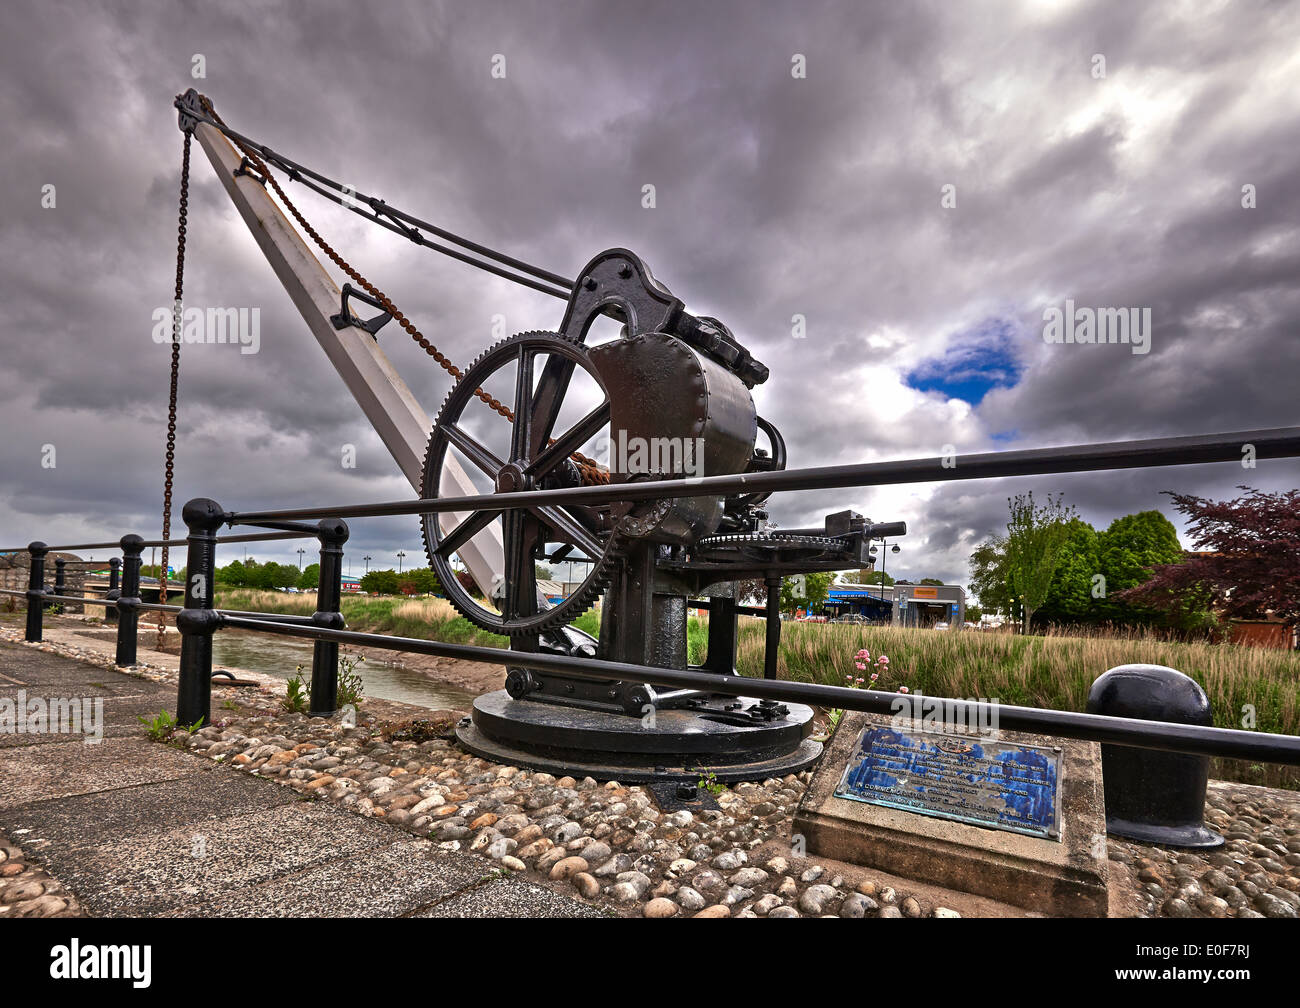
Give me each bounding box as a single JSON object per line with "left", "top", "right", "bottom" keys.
{"left": 309, "top": 518, "right": 349, "bottom": 717}
{"left": 703, "top": 595, "right": 739, "bottom": 675}
{"left": 1086, "top": 664, "right": 1225, "bottom": 848}
{"left": 115, "top": 535, "right": 143, "bottom": 665}
{"left": 24, "top": 542, "right": 47, "bottom": 642}
{"left": 52, "top": 557, "right": 66, "bottom": 611}
{"left": 105, "top": 556, "right": 121, "bottom": 624}
{"left": 763, "top": 575, "right": 782, "bottom": 680}
{"left": 176, "top": 499, "right": 225, "bottom": 728}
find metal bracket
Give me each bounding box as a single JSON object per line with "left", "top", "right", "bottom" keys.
{"left": 330, "top": 283, "right": 393, "bottom": 338}
{"left": 233, "top": 157, "right": 267, "bottom": 187}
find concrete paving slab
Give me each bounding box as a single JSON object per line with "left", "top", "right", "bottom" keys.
{"left": 40, "top": 802, "right": 407, "bottom": 917}
{"left": 0, "top": 737, "right": 197, "bottom": 809}
{"left": 3, "top": 769, "right": 299, "bottom": 850}
{"left": 177, "top": 839, "right": 495, "bottom": 918}
{"left": 0, "top": 641, "right": 168, "bottom": 697}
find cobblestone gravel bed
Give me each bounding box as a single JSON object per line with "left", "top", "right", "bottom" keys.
{"left": 1107, "top": 781, "right": 1300, "bottom": 919}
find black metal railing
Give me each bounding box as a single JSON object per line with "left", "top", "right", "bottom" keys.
{"left": 0, "top": 529, "right": 316, "bottom": 668}
{"left": 5, "top": 424, "right": 1300, "bottom": 767}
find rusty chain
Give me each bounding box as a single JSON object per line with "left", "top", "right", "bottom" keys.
{"left": 198, "top": 97, "right": 608, "bottom": 487}
{"left": 157, "top": 128, "right": 192, "bottom": 646}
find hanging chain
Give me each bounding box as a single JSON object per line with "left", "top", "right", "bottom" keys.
{"left": 157, "top": 129, "right": 193, "bottom": 645}
{"left": 198, "top": 97, "right": 608, "bottom": 486}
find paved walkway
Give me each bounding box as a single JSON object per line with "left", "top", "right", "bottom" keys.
{"left": 0, "top": 640, "right": 600, "bottom": 917}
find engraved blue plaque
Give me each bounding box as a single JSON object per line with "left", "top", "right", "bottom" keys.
{"left": 833, "top": 725, "right": 1062, "bottom": 839}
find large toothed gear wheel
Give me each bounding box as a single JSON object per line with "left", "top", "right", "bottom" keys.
{"left": 420, "top": 331, "right": 631, "bottom": 635}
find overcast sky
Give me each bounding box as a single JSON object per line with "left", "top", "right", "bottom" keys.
{"left": 1, "top": 0, "right": 1296, "bottom": 594}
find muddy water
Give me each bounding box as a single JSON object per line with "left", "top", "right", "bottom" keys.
{"left": 211, "top": 633, "right": 478, "bottom": 710}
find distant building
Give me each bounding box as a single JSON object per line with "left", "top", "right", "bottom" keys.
{"left": 894, "top": 583, "right": 965, "bottom": 629}
{"left": 823, "top": 580, "right": 965, "bottom": 629}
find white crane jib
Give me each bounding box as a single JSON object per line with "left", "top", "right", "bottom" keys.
{"left": 190, "top": 120, "right": 510, "bottom": 603}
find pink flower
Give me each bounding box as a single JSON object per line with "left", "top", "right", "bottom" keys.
{"left": 869, "top": 672, "right": 879, "bottom": 682}
{"left": 877, "top": 655, "right": 889, "bottom": 665}
{"left": 899, "top": 686, "right": 910, "bottom": 694}
{"left": 854, "top": 662, "right": 866, "bottom": 671}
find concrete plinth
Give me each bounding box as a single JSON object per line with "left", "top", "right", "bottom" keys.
{"left": 793, "top": 712, "right": 1110, "bottom": 916}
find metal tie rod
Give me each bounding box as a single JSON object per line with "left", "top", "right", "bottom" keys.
{"left": 225, "top": 426, "right": 1300, "bottom": 524}
{"left": 218, "top": 614, "right": 1300, "bottom": 765}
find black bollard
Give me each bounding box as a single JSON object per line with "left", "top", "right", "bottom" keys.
{"left": 1086, "top": 664, "right": 1224, "bottom": 848}
{"left": 24, "top": 542, "right": 47, "bottom": 642}
{"left": 309, "top": 518, "right": 349, "bottom": 717}
{"left": 175, "top": 499, "right": 225, "bottom": 728}
{"left": 105, "top": 557, "right": 121, "bottom": 624}
{"left": 115, "top": 535, "right": 144, "bottom": 666}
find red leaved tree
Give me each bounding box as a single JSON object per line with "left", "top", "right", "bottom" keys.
{"left": 1120, "top": 486, "right": 1300, "bottom": 625}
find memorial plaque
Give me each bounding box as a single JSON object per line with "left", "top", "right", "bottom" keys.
{"left": 833, "top": 725, "right": 1062, "bottom": 839}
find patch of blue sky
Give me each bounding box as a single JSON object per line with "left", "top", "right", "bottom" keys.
{"left": 905, "top": 318, "right": 1024, "bottom": 405}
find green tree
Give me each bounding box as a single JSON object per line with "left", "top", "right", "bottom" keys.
{"left": 919, "top": 577, "right": 944, "bottom": 586}
{"left": 780, "top": 572, "right": 834, "bottom": 614}
{"left": 535, "top": 563, "right": 553, "bottom": 580}
{"left": 216, "top": 559, "right": 248, "bottom": 585}
{"left": 968, "top": 535, "right": 1011, "bottom": 616}
{"left": 840, "top": 569, "right": 894, "bottom": 586}
{"left": 360, "top": 569, "right": 400, "bottom": 594}
{"left": 298, "top": 563, "right": 320, "bottom": 590}
{"left": 1096, "top": 510, "right": 1184, "bottom": 624}
{"left": 1004, "top": 492, "right": 1076, "bottom": 631}
{"left": 1036, "top": 519, "right": 1101, "bottom": 625}
{"left": 407, "top": 568, "right": 441, "bottom": 594}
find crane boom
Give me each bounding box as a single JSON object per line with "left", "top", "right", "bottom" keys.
{"left": 190, "top": 120, "right": 506, "bottom": 601}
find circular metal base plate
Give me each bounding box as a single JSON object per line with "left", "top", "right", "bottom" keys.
{"left": 456, "top": 690, "right": 824, "bottom": 783}
{"left": 1105, "top": 817, "right": 1225, "bottom": 849}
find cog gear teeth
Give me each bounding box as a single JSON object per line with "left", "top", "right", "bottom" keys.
{"left": 419, "top": 331, "right": 629, "bottom": 636}
{"left": 694, "top": 532, "right": 849, "bottom": 553}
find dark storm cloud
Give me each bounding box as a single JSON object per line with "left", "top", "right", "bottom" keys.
{"left": 1, "top": 0, "right": 1297, "bottom": 592}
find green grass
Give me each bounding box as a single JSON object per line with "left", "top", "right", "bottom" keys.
{"left": 735, "top": 621, "right": 1300, "bottom": 789}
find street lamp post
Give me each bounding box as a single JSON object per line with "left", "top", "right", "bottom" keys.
{"left": 296, "top": 547, "right": 306, "bottom": 570}
{"left": 876, "top": 540, "right": 900, "bottom": 623}
{"left": 397, "top": 550, "right": 406, "bottom": 574}
{"left": 363, "top": 555, "right": 371, "bottom": 573}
